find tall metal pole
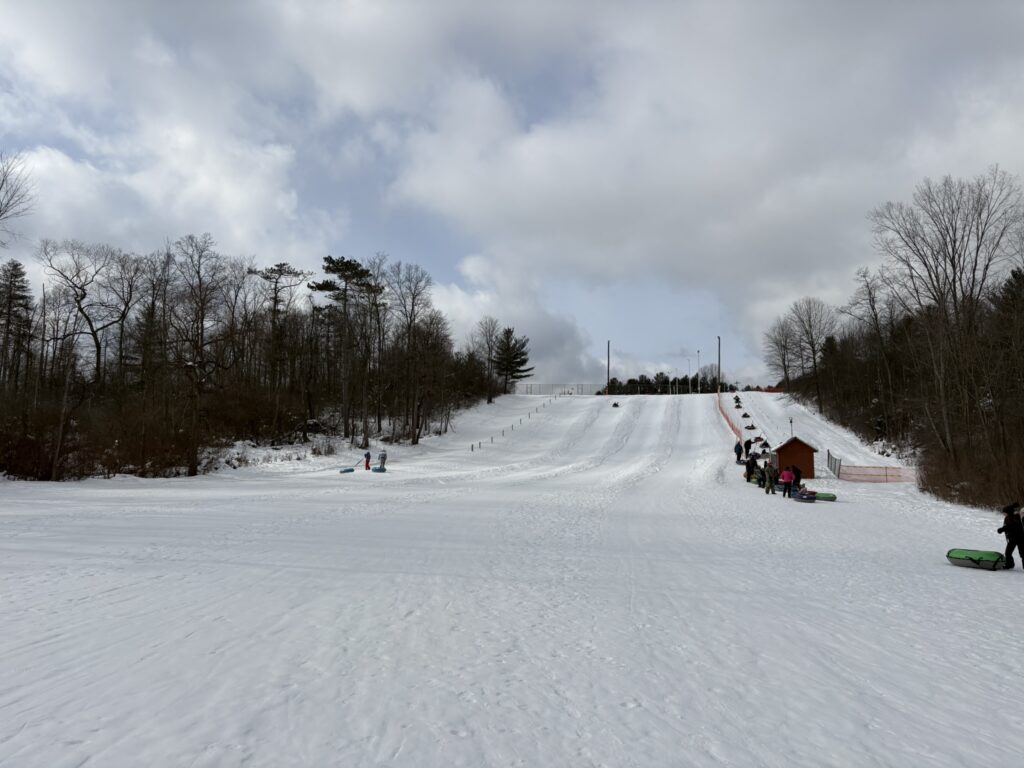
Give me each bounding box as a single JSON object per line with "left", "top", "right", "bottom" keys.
{"left": 717, "top": 335, "right": 721, "bottom": 394}
{"left": 687, "top": 358, "right": 691, "bottom": 394}
{"left": 697, "top": 349, "right": 701, "bottom": 394}
{"left": 606, "top": 340, "right": 610, "bottom": 395}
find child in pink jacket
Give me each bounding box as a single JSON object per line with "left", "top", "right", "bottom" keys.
{"left": 778, "top": 467, "right": 795, "bottom": 498}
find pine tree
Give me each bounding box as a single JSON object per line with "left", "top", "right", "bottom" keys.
{"left": 0, "top": 259, "right": 33, "bottom": 390}
{"left": 492, "top": 326, "right": 534, "bottom": 394}
{"left": 309, "top": 256, "right": 379, "bottom": 441}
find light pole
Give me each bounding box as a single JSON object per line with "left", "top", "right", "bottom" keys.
{"left": 697, "top": 349, "right": 701, "bottom": 394}
{"left": 717, "top": 335, "right": 721, "bottom": 394}
{"left": 687, "top": 358, "right": 691, "bottom": 394}
{"left": 606, "top": 340, "right": 610, "bottom": 395}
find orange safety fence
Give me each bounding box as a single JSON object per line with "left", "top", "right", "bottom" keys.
{"left": 717, "top": 394, "right": 742, "bottom": 438}
{"left": 827, "top": 449, "right": 917, "bottom": 483}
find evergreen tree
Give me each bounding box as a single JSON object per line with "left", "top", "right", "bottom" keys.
{"left": 492, "top": 326, "right": 534, "bottom": 394}
{"left": 0, "top": 259, "right": 33, "bottom": 390}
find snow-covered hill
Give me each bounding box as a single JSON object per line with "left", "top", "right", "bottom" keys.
{"left": 731, "top": 391, "right": 906, "bottom": 473}
{"left": 2, "top": 394, "right": 1019, "bottom": 767}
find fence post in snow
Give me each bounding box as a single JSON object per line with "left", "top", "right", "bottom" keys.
{"left": 471, "top": 444, "right": 473, "bottom": 452}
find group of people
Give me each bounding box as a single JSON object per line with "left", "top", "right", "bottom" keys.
{"left": 734, "top": 437, "right": 771, "bottom": 463}
{"left": 736, "top": 439, "right": 801, "bottom": 498}
{"left": 363, "top": 449, "right": 388, "bottom": 470}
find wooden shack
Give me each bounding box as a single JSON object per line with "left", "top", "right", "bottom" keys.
{"left": 772, "top": 436, "right": 818, "bottom": 480}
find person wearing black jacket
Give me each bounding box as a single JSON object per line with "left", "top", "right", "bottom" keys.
{"left": 743, "top": 438, "right": 752, "bottom": 459}
{"left": 998, "top": 502, "right": 1024, "bottom": 569}
{"left": 792, "top": 465, "right": 802, "bottom": 488}
{"left": 744, "top": 455, "right": 758, "bottom": 482}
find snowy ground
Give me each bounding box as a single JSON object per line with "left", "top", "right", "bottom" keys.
{"left": 2, "top": 394, "right": 1022, "bottom": 767}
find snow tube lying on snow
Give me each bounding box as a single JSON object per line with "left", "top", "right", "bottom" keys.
{"left": 813, "top": 492, "right": 837, "bottom": 502}
{"left": 946, "top": 549, "right": 1006, "bottom": 571}
{"left": 339, "top": 467, "right": 356, "bottom": 474}
{"left": 371, "top": 466, "right": 387, "bottom": 473}
{"left": 792, "top": 493, "right": 816, "bottom": 503}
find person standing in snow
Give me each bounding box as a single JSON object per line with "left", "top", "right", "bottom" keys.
{"left": 743, "top": 437, "right": 752, "bottom": 459}
{"left": 792, "top": 465, "right": 802, "bottom": 488}
{"left": 364, "top": 451, "right": 371, "bottom": 470}
{"left": 744, "top": 455, "right": 758, "bottom": 482}
{"left": 779, "top": 466, "right": 795, "bottom": 498}
{"left": 734, "top": 439, "right": 743, "bottom": 463}
{"left": 997, "top": 502, "right": 1023, "bottom": 569}
{"left": 764, "top": 463, "right": 778, "bottom": 495}
{"left": 378, "top": 449, "right": 387, "bottom": 470}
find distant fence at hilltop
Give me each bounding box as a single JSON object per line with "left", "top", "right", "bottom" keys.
{"left": 826, "top": 449, "right": 917, "bottom": 483}
{"left": 515, "top": 383, "right": 604, "bottom": 395}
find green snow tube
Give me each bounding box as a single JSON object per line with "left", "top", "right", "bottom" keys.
{"left": 814, "top": 492, "right": 837, "bottom": 502}
{"left": 946, "top": 549, "right": 1006, "bottom": 571}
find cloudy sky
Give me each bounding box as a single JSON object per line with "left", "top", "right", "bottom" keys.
{"left": 3, "top": 1, "right": 1024, "bottom": 387}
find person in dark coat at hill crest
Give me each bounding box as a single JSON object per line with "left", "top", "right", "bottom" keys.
{"left": 734, "top": 439, "right": 743, "bottom": 463}
{"left": 743, "top": 438, "right": 752, "bottom": 459}
{"left": 998, "top": 502, "right": 1024, "bottom": 569}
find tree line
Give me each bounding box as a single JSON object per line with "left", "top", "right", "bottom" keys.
{"left": 763, "top": 166, "right": 1024, "bottom": 507}
{"left": 604, "top": 366, "right": 728, "bottom": 396}
{"left": 0, "top": 228, "right": 535, "bottom": 479}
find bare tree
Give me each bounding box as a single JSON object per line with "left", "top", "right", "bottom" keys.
{"left": 762, "top": 315, "right": 796, "bottom": 389}
{"left": 841, "top": 268, "right": 904, "bottom": 437}
{"left": 38, "top": 239, "right": 129, "bottom": 386}
{"left": 170, "top": 233, "right": 227, "bottom": 475}
{"left": 787, "top": 297, "right": 837, "bottom": 413}
{"left": 0, "top": 151, "right": 33, "bottom": 247}
{"left": 472, "top": 315, "right": 500, "bottom": 403}
{"left": 386, "top": 261, "right": 432, "bottom": 444}
{"left": 871, "top": 167, "right": 1022, "bottom": 325}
